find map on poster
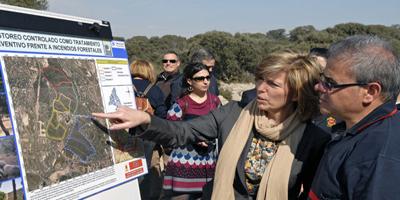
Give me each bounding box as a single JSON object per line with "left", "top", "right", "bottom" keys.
{"left": 0, "top": 6, "right": 146, "bottom": 200}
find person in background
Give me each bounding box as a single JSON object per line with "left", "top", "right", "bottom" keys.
{"left": 162, "top": 62, "right": 220, "bottom": 200}
{"left": 308, "top": 47, "right": 339, "bottom": 133}
{"left": 310, "top": 35, "right": 400, "bottom": 199}
{"left": 309, "top": 47, "right": 328, "bottom": 68}
{"left": 169, "top": 48, "right": 219, "bottom": 106}
{"left": 239, "top": 88, "right": 256, "bottom": 106}
{"left": 131, "top": 60, "right": 167, "bottom": 118}
{"left": 130, "top": 60, "right": 167, "bottom": 200}
{"left": 397, "top": 93, "right": 400, "bottom": 109}
{"left": 156, "top": 51, "right": 182, "bottom": 108}
{"left": 93, "top": 51, "right": 330, "bottom": 200}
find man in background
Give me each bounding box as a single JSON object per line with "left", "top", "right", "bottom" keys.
{"left": 308, "top": 47, "right": 339, "bottom": 132}
{"left": 239, "top": 88, "right": 256, "bottom": 106}
{"left": 309, "top": 47, "right": 328, "bottom": 68}
{"left": 155, "top": 51, "right": 181, "bottom": 109}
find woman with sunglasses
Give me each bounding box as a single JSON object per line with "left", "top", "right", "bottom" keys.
{"left": 93, "top": 51, "right": 330, "bottom": 200}
{"left": 160, "top": 62, "right": 221, "bottom": 199}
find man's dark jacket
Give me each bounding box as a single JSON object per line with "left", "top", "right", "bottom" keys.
{"left": 155, "top": 71, "right": 181, "bottom": 109}
{"left": 239, "top": 88, "right": 256, "bottom": 107}
{"left": 309, "top": 101, "right": 400, "bottom": 200}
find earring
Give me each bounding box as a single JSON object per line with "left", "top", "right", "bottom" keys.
{"left": 188, "top": 86, "right": 193, "bottom": 92}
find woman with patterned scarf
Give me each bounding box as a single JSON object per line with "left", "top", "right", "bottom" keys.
{"left": 163, "top": 62, "right": 220, "bottom": 199}
{"left": 93, "top": 51, "right": 330, "bottom": 200}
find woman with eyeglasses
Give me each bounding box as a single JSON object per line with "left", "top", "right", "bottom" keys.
{"left": 93, "top": 52, "right": 330, "bottom": 200}
{"left": 160, "top": 62, "right": 220, "bottom": 199}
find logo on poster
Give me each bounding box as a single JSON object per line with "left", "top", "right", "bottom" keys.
{"left": 124, "top": 160, "right": 144, "bottom": 178}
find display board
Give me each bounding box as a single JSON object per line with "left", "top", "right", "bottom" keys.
{"left": 0, "top": 4, "right": 146, "bottom": 200}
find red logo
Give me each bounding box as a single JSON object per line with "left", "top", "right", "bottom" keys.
{"left": 326, "top": 116, "right": 336, "bottom": 128}
{"left": 125, "top": 167, "right": 144, "bottom": 178}
{"left": 128, "top": 159, "right": 143, "bottom": 170}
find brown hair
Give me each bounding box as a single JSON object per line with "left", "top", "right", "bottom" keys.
{"left": 130, "top": 60, "right": 156, "bottom": 83}
{"left": 255, "top": 51, "right": 321, "bottom": 121}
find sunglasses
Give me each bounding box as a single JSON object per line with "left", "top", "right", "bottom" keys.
{"left": 162, "top": 59, "right": 177, "bottom": 64}
{"left": 319, "top": 73, "right": 367, "bottom": 91}
{"left": 192, "top": 76, "right": 211, "bottom": 82}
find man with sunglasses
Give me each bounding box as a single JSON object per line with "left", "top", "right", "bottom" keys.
{"left": 156, "top": 51, "right": 181, "bottom": 108}
{"left": 309, "top": 35, "right": 400, "bottom": 200}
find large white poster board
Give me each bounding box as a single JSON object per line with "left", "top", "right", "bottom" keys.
{"left": 0, "top": 4, "right": 146, "bottom": 200}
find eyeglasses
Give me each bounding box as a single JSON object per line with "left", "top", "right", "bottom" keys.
{"left": 319, "top": 73, "right": 368, "bottom": 91}
{"left": 162, "top": 59, "right": 177, "bottom": 64}
{"left": 192, "top": 76, "right": 211, "bottom": 82}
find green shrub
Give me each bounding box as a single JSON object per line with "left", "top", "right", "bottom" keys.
{"left": 219, "top": 88, "right": 232, "bottom": 100}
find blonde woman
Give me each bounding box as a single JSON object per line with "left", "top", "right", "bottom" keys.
{"left": 130, "top": 59, "right": 167, "bottom": 200}
{"left": 94, "top": 52, "right": 330, "bottom": 200}
{"left": 130, "top": 59, "right": 167, "bottom": 118}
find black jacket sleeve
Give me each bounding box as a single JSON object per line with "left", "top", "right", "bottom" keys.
{"left": 168, "top": 76, "right": 183, "bottom": 108}
{"left": 148, "top": 85, "right": 167, "bottom": 119}
{"left": 137, "top": 101, "right": 240, "bottom": 148}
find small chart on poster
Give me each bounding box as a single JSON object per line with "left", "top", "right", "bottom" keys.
{"left": 97, "top": 60, "right": 132, "bottom": 86}
{"left": 96, "top": 60, "right": 136, "bottom": 112}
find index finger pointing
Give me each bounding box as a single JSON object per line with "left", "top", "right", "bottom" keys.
{"left": 92, "top": 112, "right": 119, "bottom": 119}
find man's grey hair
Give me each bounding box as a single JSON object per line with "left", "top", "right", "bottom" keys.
{"left": 328, "top": 35, "right": 400, "bottom": 101}
{"left": 190, "top": 48, "right": 215, "bottom": 63}
{"left": 163, "top": 50, "right": 180, "bottom": 60}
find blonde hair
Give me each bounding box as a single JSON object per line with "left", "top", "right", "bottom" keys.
{"left": 130, "top": 60, "right": 156, "bottom": 83}
{"left": 255, "top": 51, "right": 322, "bottom": 121}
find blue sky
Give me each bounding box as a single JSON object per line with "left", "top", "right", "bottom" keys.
{"left": 47, "top": 0, "right": 400, "bottom": 39}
